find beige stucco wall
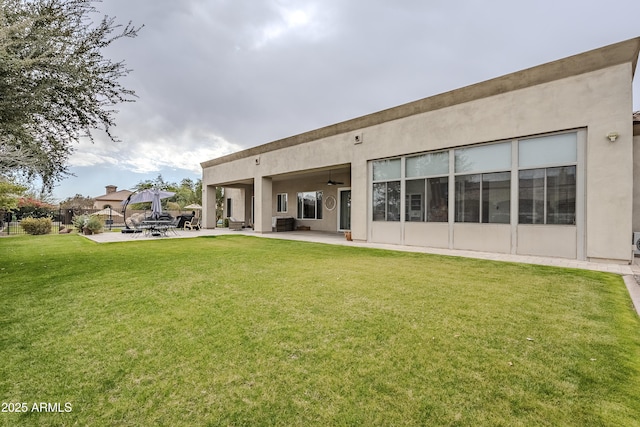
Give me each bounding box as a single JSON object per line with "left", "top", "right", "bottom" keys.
{"left": 517, "top": 226, "right": 578, "bottom": 259}
{"left": 202, "top": 41, "right": 638, "bottom": 262}
{"left": 404, "top": 222, "right": 449, "bottom": 249}
{"left": 223, "top": 187, "right": 247, "bottom": 221}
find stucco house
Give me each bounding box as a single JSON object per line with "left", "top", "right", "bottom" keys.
{"left": 93, "top": 185, "right": 133, "bottom": 209}
{"left": 201, "top": 37, "right": 640, "bottom": 264}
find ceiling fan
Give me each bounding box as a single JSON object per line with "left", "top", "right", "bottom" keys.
{"left": 325, "top": 171, "right": 344, "bottom": 186}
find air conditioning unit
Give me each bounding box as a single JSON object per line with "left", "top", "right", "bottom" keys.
{"left": 633, "top": 232, "right": 640, "bottom": 255}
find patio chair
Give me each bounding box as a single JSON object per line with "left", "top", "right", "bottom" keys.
{"left": 167, "top": 217, "right": 181, "bottom": 235}
{"left": 184, "top": 216, "right": 200, "bottom": 231}
{"left": 126, "top": 215, "right": 145, "bottom": 237}
{"left": 228, "top": 217, "right": 244, "bottom": 231}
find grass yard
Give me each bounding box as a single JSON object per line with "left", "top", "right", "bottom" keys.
{"left": 1, "top": 234, "right": 639, "bottom": 426}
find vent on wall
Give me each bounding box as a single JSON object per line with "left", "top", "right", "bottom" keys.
{"left": 255, "top": 157, "right": 260, "bottom": 165}
{"left": 354, "top": 133, "right": 363, "bottom": 144}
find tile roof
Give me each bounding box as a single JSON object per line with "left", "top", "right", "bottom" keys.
{"left": 95, "top": 189, "right": 133, "bottom": 201}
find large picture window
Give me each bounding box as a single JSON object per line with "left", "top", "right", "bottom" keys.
{"left": 369, "top": 131, "right": 578, "bottom": 227}
{"left": 373, "top": 181, "right": 401, "bottom": 221}
{"left": 518, "top": 133, "right": 577, "bottom": 225}
{"left": 373, "top": 159, "right": 401, "bottom": 221}
{"left": 519, "top": 166, "right": 576, "bottom": 224}
{"left": 455, "top": 173, "right": 511, "bottom": 224}
{"left": 405, "top": 177, "right": 448, "bottom": 222}
{"left": 405, "top": 152, "right": 449, "bottom": 222}
{"left": 455, "top": 143, "right": 511, "bottom": 224}
{"left": 297, "top": 191, "right": 323, "bottom": 220}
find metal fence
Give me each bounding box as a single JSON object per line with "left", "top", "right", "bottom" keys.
{"left": 1, "top": 208, "right": 128, "bottom": 236}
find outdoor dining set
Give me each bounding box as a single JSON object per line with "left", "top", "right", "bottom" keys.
{"left": 127, "top": 213, "right": 200, "bottom": 237}
{"left": 121, "top": 188, "right": 201, "bottom": 237}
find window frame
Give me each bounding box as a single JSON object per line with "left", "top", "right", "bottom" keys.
{"left": 296, "top": 191, "right": 323, "bottom": 220}
{"left": 518, "top": 165, "right": 576, "bottom": 225}
{"left": 372, "top": 158, "right": 402, "bottom": 222}
{"left": 404, "top": 151, "right": 449, "bottom": 223}
{"left": 276, "top": 193, "right": 288, "bottom": 213}
{"left": 453, "top": 142, "right": 512, "bottom": 224}
{"left": 517, "top": 132, "right": 578, "bottom": 226}
{"left": 405, "top": 177, "right": 449, "bottom": 222}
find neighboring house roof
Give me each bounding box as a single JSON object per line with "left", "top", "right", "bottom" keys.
{"left": 201, "top": 36, "right": 640, "bottom": 169}
{"left": 95, "top": 189, "right": 133, "bottom": 201}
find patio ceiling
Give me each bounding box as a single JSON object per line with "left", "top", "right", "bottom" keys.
{"left": 212, "top": 164, "right": 351, "bottom": 188}
{"left": 270, "top": 164, "right": 351, "bottom": 183}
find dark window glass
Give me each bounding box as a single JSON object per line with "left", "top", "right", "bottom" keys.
{"left": 547, "top": 166, "right": 576, "bottom": 225}
{"left": 482, "top": 172, "right": 510, "bottom": 224}
{"left": 455, "top": 175, "right": 480, "bottom": 222}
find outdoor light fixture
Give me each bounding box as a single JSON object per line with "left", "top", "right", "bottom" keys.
{"left": 606, "top": 131, "right": 619, "bottom": 142}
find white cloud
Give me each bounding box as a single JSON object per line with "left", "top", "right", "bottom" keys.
{"left": 252, "top": 4, "right": 327, "bottom": 49}
{"left": 68, "top": 130, "right": 242, "bottom": 175}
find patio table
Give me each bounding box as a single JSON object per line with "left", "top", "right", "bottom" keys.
{"left": 141, "top": 220, "right": 173, "bottom": 237}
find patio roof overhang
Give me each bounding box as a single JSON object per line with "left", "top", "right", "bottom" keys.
{"left": 209, "top": 164, "right": 351, "bottom": 188}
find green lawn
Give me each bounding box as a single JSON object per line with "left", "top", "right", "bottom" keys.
{"left": 1, "top": 234, "right": 639, "bottom": 426}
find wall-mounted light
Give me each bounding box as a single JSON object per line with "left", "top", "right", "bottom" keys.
{"left": 606, "top": 131, "right": 619, "bottom": 142}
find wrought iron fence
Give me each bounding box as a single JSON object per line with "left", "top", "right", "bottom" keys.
{"left": 0, "top": 208, "right": 128, "bottom": 236}
{"left": 1, "top": 210, "right": 62, "bottom": 236}
{"left": 0, "top": 207, "right": 194, "bottom": 236}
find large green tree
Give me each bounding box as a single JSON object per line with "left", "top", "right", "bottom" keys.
{"left": 0, "top": 0, "right": 141, "bottom": 191}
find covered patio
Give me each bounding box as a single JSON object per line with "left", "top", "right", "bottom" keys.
{"left": 205, "top": 164, "right": 352, "bottom": 234}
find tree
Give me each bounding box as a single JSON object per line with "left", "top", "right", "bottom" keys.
{"left": 134, "top": 175, "right": 172, "bottom": 192}
{"left": 214, "top": 186, "right": 224, "bottom": 221}
{"left": 60, "top": 193, "right": 94, "bottom": 209}
{"left": 14, "top": 195, "right": 56, "bottom": 219}
{"left": 0, "top": 179, "right": 27, "bottom": 212}
{"left": 173, "top": 178, "right": 202, "bottom": 207}
{"left": 0, "top": 0, "right": 142, "bottom": 191}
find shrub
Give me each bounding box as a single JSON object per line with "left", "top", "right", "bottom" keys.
{"left": 85, "top": 216, "right": 103, "bottom": 234}
{"left": 72, "top": 214, "right": 89, "bottom": 231}
{"left": 20, "top": 217, "right": 52, "bottom": 235}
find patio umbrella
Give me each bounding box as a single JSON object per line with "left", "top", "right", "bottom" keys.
{"left": 123, "top": 188, "right": 175, "bottom": 205}
{"left": 184, "top": 203, "right": 202, "bottom": 219}
{"left": 122, "top": 189, "right": 175, "bottom": 219}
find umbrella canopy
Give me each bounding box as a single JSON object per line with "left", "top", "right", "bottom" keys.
{"left": 123, "top": 188, "right": 175, "bottom": 206}
{"left": 91, "top": 208, "right": 123, "bottom": 217}
{"left": 122, "top": 189, "right": 175, "bottom": 220}
{"left": 184, "top": 203, "right": 202, "bottom": 210}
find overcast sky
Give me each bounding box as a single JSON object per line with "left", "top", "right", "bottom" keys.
{"left": 51, "top": 0, "right": 640, "bottom": 201}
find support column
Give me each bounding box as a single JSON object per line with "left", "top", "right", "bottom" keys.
{"left": 203, "top": 185, "right": 218, "bottom": 229}
{"left": 254, "top": 176, "right": 273, "bottom": 233}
